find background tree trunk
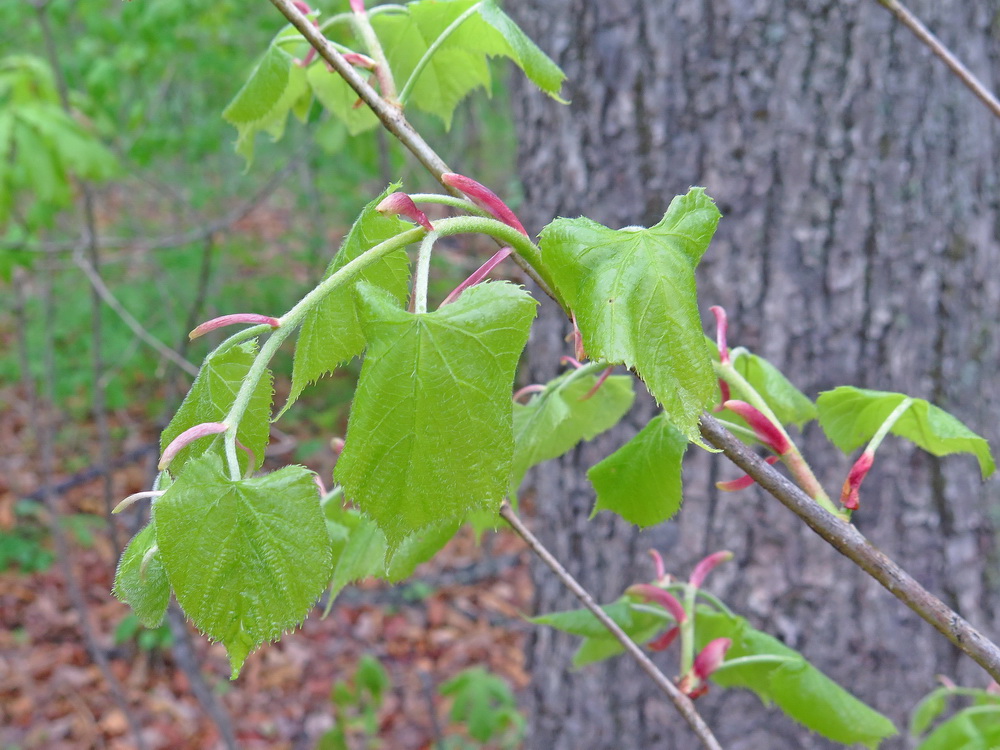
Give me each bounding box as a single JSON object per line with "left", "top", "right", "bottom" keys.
{"left": 507, "top": 1, "right": 1000, "bottom": 747}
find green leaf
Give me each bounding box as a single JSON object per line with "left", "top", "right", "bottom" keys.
{"left": 475, "top": 0, "right": 566, "bottom": 99}
{"left": 588, "top": 413, "right": 687, "bottom": 527}
{"left": 335, "top": 281, "right": 535, "bottom": 551}
{"left": 371, "top": 0, "right": 565, "bottom": 127}
{"left": 695, "top": 608, "right": 897, "bottom": 748}
{"left": 160, "top": 340, "right": 272, "bottom": 477}
{"left": 910, "top": 688, "right": 952, "bottom": 736}
{"left": 529, "top": 598, "right": 638, "bottom": 639}
{"left": 112, "top": 523, "right": 169, "bottom": 628}
{"left": 915, "top": 706, "right": 1000, "bottom": 750}
{"left": 283, "top": 185, "right": 410, "bottom": 417}
{"left": 153, "top": 454, "right": 332, "bottom": 678}
{"left": 571, "top": 619, "right": 665, "bottom": 668}
{"left": 512, "top": 370, "right": 634, "bottom": 491}
{"left": 712, "top": 343, "right": 817, "bottom": 428}
{"left": 307, "top": 62, "right": 378, "bottom": 136}
{"left": 817, "top": 387, "right": 995, "bottom": 478}
{"left": 539, "top": 188, "right": 720, "bottom": 440}
{"left": 222, "top": 45, "right": 307, "bottom": 165}
{"left": 440, "top": 667, "right": 523, "bottom": 744}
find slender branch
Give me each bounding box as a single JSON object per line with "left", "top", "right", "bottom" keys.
{"left": 73, "top": 252, "right": 200, "bottom": 377}
{"left": 877, "top": 0, "right": 1000, "bottom": 121}
{"left": 699, "top": 413, "right": 1000, "bottom": 681}
{"left": 498, "top": 504, "right": 723, "bottom": 750}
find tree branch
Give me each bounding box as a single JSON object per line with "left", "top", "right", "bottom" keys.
{"left": 498, "top": 503, "right": 723, "bottom": 750}
{"left": 877, "top": 0, "right": 1000, "bottom": 121}
{"left": 699, "top": 413, "right": 1000, "bottom": 682}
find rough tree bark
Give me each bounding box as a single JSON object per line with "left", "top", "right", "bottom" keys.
{"left": 507, "top": 1, "right": 1000, "bottom": 747}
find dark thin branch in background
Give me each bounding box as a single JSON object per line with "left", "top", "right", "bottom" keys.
{"left": 34, "top": 0, "right": 119, "bottom": 549}
{"left": 877, "top": 0, "right": 1000, "bottom": 121}
{"left": 34, "top": 262, "right": 150, "bottom": 750}
{"left": 699, "top": 414, "right": 1000, "bottom": 681}
{"left": 498, "top": 504, "right": 724, "bottom": 750}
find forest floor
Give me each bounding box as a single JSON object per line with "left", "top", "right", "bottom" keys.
{"left": 0, "top": 389, "right": 536, "bottom": 750}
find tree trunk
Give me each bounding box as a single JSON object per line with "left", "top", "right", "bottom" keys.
{"left": 507, "top": 1, "right": 1000, "bottom": 747}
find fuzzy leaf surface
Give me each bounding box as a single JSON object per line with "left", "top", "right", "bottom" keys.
{"left": 695, "top": 608, "right": 897, "bottom": 748}
{"left": 113, "top": 523, "right": 169, "bottom": 628}
{"left": 335, "top": 282, "right": 535, "bottom": 551}
{"left": 817, "top": 387, "right": 995, "bottom": 478}
{"left": 512, "top": 370, "right": 634, "bottom": 491}
{"left": 161, "top": 340, "right": 272, "bottom": 476}
{"left": 283, "top": 185, "right": 410, "bottom": 416}
{"left": 588, "top": 413, "right": 687, "bottom": 527}
{"left": 154, "top": 454, "right": 331, "bottom": 678}
{"left": 539, "top": 188, "right": 720, "bottom": 439}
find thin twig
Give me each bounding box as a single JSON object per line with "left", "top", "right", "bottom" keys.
{"left": 498, "top": 504, "right": 723, "bottom": 750}
{"left": 699, "top": 413, "right": 1000, "bottom": 681}
{"left": 877, "top": 0, "right": 1000, "bottom": 121}
{"left": 73, "top": 253, "right": 199, "bottom": 377}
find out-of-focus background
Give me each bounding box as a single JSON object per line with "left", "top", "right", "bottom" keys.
{"left": 2, "top": 1, "right": 534, "bottom": 747}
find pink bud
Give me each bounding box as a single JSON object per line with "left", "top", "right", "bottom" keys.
{"left": 715, "top": 455, "right": 780, "bottom": 491}
{"left": 158, "top": 422, "right": 228, "bottom": 470}
{"left": 709, "top": 306, "right": 730, "bottom": 365}
{"left": 580, "top": 367, "right": 613, "bottom": 401}
{"left": 723, "top": 400, "right": 791, "bottom": 454}
{"left": 313, "top": 474, "right": 328, "bottom": 496}
{"left": 189, "top": 314, "right": 279, "bottom": 340}
{"left": 441, "top": 247, "right": 512, "bottom": 306}
{"left": 648, "top": 626, "right": 679, "bottom": 652}
{"left": 626, "top": 584, "right": 687, "bottom": 624}
{"left": 693, "top": 637, "right": 732, "bottom": 680}
{"left": 291, "top": 0, "right": 312, "bottom": 13}
{"left": 689, "top": 550, "right": 733, "bottom": 589}
{"left": 330, "top": 437, "right": 346, "bottom": 456}
{"left": 840, "top": 450, "right": 874, "bottom": 511}
{"left": 648, "top": 548, "right": 666, "bottom": 581}
{"left": 441, "top": 173, "right": 528, "bottom": 235}
{"left": 376, "top": 192, "right": 434, "bottom": 232}
{"left": 342, "top": 52, "right": 376, "bottom": 69}
{"left": 350, "top": 0, "right": 366, "bottom": 12}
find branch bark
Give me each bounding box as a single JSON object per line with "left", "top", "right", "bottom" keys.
{"left": 499, "top": 504, "right": 723, "bottom": 750}
{"left": 699, "top": 413, "right": 1000, "bottom": 682}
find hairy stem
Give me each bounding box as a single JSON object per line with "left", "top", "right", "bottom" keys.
{"left": 413, "top": 231, "right": 438, "bottom": 314}
{"left": 498, "top": 503, "right": 723, "bottom": 750}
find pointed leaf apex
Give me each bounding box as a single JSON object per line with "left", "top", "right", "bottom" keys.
{"left": 376, "top": 192, "right": 434, "bottom": 231}
{"left": 648, "top": 548, "right": 666, "bottom": 580}
{"left": 723, "top": 400, "right": 791, "bottom": 454}
{"left": 159, "top": 422, "right": 228, "bottom": 470}
{"left": 709, "top": 305, "right": 730, "bottom": 365}
{"left": 441, "top": 173, "right": 528, "bottom": 235}
{"left": 689, "top": 550, "right": 734, "bottom": 589}
{"left": 626, "top": 583, "right": 686, "bottom": 623}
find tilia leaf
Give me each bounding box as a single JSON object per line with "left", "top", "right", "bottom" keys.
{"left": 335, "top": 281, "right": 535, "bottom": 552}
{"left": 154, "top": 454, "right": 332, "bottom": 678}
{"left": 282, "top": 185, "right": 410, "bottom": 416}
{"left": 588, "top": 413, "right": 688, "bottom": 528}
{"left": 113, "top": 522, "right": 169, "bottom": 629}
{"left": 817, "top": 386, "right": 995, "bottom": 478}
{"left": 512, "top": 370, "right": 634, "bottom": 492}
{"left": 161, "top": 340, "right": 272, "bottom": 477}
{"left": 539, "top": 188, "right": 721, "bottom": 440}
{"left": 695, "top": 608, "right": 897, "bottom": 748}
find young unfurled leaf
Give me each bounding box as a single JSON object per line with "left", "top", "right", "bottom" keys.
{"left": 113, "top": 523, "right": 169, "bottom": 629}
{"left": 817, "top": 387, "right": 995, "bottom": 478}
{"left": 335, "top": 281, "right": 535, "bottom": 551}
{"left": 283, "top": 185, "right": 410, "bottom": 417}
{"left": 512, "top": 370, "right": 635, "bottom": 491}
{"left": 588, "top": 413, "right": 687, "bottom": 528}
{"left": 223, "top": 45, "right": 308, "bottom": 165}
{"left": 539, "top": 188, "right": 720, "bottom": 440}
{"left": 153, "top": 454, "right": 332, "bottom": 678}
{"left": 371, "top": 0, "right": 565, "bottom": 127}
{"left": 307, "top": 61, "right": 379, "bottom": 136}
{"left": 695, "top": 608, "right": 897, "bottom": 748}
{"left": 160, "top": 340, "right": 272, "bottom": 477}
{"left": 913, "top": 703, "right": 1000, "bottom": 750}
